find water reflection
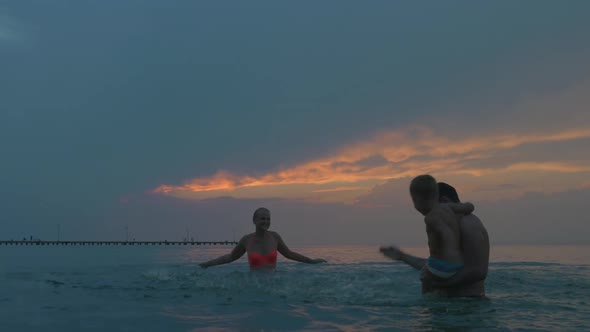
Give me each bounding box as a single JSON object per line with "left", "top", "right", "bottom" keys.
{"left": 176, "top": 244, "right": 590, "bottom": 266}
{"left": 417, "top": 297, "right": 499, "bottom": 331}
{"left": 3, "top": 245, "right": 590, "bottom": 331}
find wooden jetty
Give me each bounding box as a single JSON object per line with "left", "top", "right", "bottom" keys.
{"left": 0, "top": 240, "right": 238, "bottom": 246}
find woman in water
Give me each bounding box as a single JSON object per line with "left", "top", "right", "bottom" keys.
{"left": 199, "top": 207, "right": 327, "bottom": 271}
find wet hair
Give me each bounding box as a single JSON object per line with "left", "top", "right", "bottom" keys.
{"left": 253, "top": 207, "right": 270, "bottom": 221}
{"left": 438, "top": 182, "right": 461, "bottom": 203}
{"left": 409, "top": 175, "right": 438, "bottom": 200}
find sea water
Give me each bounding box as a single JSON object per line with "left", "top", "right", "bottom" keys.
{"left": 1, "top": 245, "right": 589, "bottom": 331}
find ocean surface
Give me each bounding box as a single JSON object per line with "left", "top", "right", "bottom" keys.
{"left": 1, "top": 244, "right": 589, "bottom": 331}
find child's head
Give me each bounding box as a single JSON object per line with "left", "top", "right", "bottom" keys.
{"left": 410, "top": 174, "right": 439, "bottom": 216}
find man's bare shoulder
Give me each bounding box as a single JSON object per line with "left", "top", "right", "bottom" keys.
{"left": 459, "top": 213, "right": 489, "bottom": 244}
{"left": 459, "top": 213, "right": 484, "bottom": 228}
{"left": 426, "top": 204, "right": 461, "bottom": 228}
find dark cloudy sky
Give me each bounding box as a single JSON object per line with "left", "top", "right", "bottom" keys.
{"left": 2, "top": 1, "right": 589, "bottom": 245}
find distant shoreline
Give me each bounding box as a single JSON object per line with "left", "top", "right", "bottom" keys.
{"left": 0, "top": 240, "right": 238, "bottom": 246}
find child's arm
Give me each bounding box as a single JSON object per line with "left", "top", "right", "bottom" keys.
{"left": 446, "top": 202, "right": 474, "bottom": 215}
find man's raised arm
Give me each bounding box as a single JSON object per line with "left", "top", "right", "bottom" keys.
{"left": 380, "top": 246, "right": 426, "bottom": 270}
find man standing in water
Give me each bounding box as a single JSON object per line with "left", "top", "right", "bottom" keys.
{"left": 381, "top": 181, "right": 490, "bottom": 297}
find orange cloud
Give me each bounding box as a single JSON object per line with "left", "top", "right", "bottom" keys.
{"left": 312, "top": 186, "right": 365, "bottom": 193}
{"left": 153, "top": 126, "right": 590, "bottom": 201}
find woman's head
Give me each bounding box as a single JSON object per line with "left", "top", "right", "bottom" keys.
{"left": 253, "top": 207, "right": 271, "bottom": 231}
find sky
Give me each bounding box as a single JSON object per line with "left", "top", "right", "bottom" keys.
{"left": 1, "top": 2, "right": 589, "bottom": 245}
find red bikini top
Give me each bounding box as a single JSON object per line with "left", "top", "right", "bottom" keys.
{"left": 247, "top": 234, "right": 278, "bottom": 268}
{"left": 248, "top": 250, "right": 278, "bottom": 267}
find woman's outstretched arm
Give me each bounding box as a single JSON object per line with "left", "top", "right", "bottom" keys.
{"left": 199, "top": 236, "right": 247, "bottom": 268}
{"left": 274, "top": 232, "right": 326, "bottom": 264}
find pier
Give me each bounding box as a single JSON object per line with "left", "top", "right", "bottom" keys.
{"left": 0, "top": 240, "right": 238, "bottom": 246}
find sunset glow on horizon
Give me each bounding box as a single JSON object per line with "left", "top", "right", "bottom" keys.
{"left": 153, "top": 125, "right": 590, "bottom": 203}
{"left": 3, "top": 1, "right": 590, "bottom": 246}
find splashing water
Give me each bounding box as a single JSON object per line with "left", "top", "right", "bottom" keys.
{"left": 1, "top": 245, "right": 589, "bottom": 331}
